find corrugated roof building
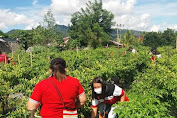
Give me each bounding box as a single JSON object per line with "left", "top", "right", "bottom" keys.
{"left": 0, "top": 38, "right": 19, "bottom": 53}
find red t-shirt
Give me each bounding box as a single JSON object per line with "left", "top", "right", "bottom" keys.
{"left": 152, "top": 56, "right": 155, "bottom": 61}
{"left": 0, "top": 54, "right": 8, "bottom": 63}
{"left": 30, "top": 76, "right": 85, "bottom": 118}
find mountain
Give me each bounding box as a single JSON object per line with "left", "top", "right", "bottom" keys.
{"left": 55, "top": 24, "right": 69, "bottom": 31}
{"left": 6, "top": 29, "right": 21, "bottom": 35}
{"left": 6, "top": 25, "right": 144, "bottom": 39}
{"left": 110, "top": 29, "right": 144, "bottom": 40}
{"left": 55, "top": 25, "right": 69, "bottom": 37}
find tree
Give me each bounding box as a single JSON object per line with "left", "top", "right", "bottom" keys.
{"left": 143, "top": 32, "right": 162, "bottom": 48}
{"left": 162, "top": 28, "right": 176, "bottom": 46}
{"left": 43, "top": 9, "right": 56, "bottom": 29}
{"left": 0, "top": 30, "right": 7, "bottom": 38}
{"left": 176, "top": 32, "right": 177, "bottom": 51}
{"left": 33, "top": 9, "right": 61, "bottom": 45}
{"left": 8, "top": 30, "right": 33, "bottom": 50}
{"left": 143, "top": 29, "right": 176, "bottom": 48}
{"left": 32, "top": 25, "right": 46, "bottom": 45}
{"left": 69, "top": 0, "right": 114, "bottom": 48}
{"left": 121, "top": 30, "right": 136, "bottom": 47}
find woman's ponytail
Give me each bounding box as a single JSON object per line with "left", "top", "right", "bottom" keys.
{"left": 50, "top": 58, "right": 67, "bottom": 81}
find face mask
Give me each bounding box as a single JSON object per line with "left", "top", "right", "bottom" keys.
{"left": 94, "top": 88, "right": 102, "bottom": 94}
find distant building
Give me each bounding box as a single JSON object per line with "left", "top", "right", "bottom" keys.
{"left": 60, "top": 36, "right": 70, "bottom": 47}
{"left": 63, "top": 36, "right": 70, "bottom": 44}
{"left": 109, "top": 40, "right": 123, "bottom": 47}
{"left": 0, "top": 37, "right": 19, "bottom": 53}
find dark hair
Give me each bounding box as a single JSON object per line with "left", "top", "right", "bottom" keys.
{"left": 0, "top": 51, "right": 2, "bottom": 54}
{"left": 111, "top": 76, "right": 119, "bottom": 84}
{"left": 50, "top": 58, "right": 67, "bottom": 81}
{"left": 92, "top": 77, "right": 106, "bottom": 99}
{"left": 111, "top": 76, "right": 122, "bottom": 88}
{"left": 150, "top": 47, "right": 161, "bottom": 55}
{"left": 127, "top": 46, "right": 133, "bottom": 51}
{"left": 151, "top": 47, "right": 157, "bottom": 52}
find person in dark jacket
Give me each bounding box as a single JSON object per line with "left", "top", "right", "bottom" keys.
{"left": 91, "top": 77, "right": 129, "bottom": 118}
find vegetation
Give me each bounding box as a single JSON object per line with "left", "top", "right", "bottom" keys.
{"left": 5, "top": 10, "right": 63, "bottom": 50}
{"left": 0, "top": 1, "right": 177, "bottom": 117}
{"left": 143, "top": 28, "right": 177, "bottom": 48}
{"left": 69, "top": 0, "right": 114, "bottom": 48}
{"left": 0, "top": 45, "right": 177, "bottom": 117}
{"left": 114, "top": 47, "right": 177, "bottom": 117}
{"left": 8, "top": 30, "right": 33, "bottom": 50}
{"left": 0, "top": 30, "right": 7, "bottom": 38}
{"left": 32, "top": 9, "right": 60, "bottom": 45}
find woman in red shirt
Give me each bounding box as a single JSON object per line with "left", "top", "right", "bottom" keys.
{"left": 91, "top": 77, "right": 129, "bottom": 118}
{"left": 27, "top": 58, "right": 87, "bottom": 118}
{"left": 0, "top": 51, "right": 8, "bottom": 64}
{"left": 0, "top": 51, "right": 13, "bottom": 64}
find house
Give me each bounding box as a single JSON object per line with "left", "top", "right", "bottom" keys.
{"left": 60, "top": 36, "right": 70, "bottom": 47}
{"left": 0, "top": 37, "right": 19, "bottom": 53}
{"left": 109, "top": 40, "right": 123, "bottom": 47}
{"left": 63, "top": 36, "right": 70, "bottom": 44}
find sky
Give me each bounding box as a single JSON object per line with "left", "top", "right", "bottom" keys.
{"left": 0, "top": 0, "right": 177, "bottom": 33}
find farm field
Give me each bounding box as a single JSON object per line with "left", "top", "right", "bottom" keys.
{"left": 0, "top": 45, "right": 177, "bottom": 118}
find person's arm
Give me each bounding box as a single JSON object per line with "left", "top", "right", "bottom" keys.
{"left": 27, "top": 82, "right": 42, "bottom": 117}
{"left": 8, "top": 57, "right": 13, "bottom": 61}
{"left": 75, "top": 92, "right": 87, "bottom": 109}
{"left": 27, "top": 99, "right": 40, "bottom": 118}
{"left": 75, "top": 79, "right": 87, "bottom": 109}
{"left": 27, "top": 99, "right": 40, "bottom": 110}
{"left": 91, "top": 106, "right": 98, "bottom": 118}
{"left": 120, "top": 90, "right": 126, "bottom": 102}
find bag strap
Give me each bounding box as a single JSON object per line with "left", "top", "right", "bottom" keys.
{"left": 48, "top": 78, "right": 76, "bottom": 110}
{"left": 48, "top": 78, "right": 65, "bottom": 107}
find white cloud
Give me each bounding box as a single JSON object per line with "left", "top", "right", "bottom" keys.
{"left": 0, "top": 9, "right": 34, "bottom": 30}
{"left": 168, "top": 25, "right": 177, "bottom": 31}
{"left": 150, "top": 23, "right": 168, "bottom": 32}
{"left": 50, "top": 0, "right": 85, "bottom": 15}
{"left": 49, "top": 0, "right": 136, "bottom": 17}
{"left": 47, "top": 0, "right": 160, "bottom": 31}
{"left": 32, "top": 0, "right": 38, "bottom": 5}
{"left": 0, "top": 23, "right": 8, "bottom": 29}
{"left": 1, "top": 0, "right": 177, "bottom": 32}
{"left": 49, "top": 0, "right": 136, "bottom": 16}
{"left": 113, "top": 13, "right": 151, "bottom": 31}
{"left": 103, "top": 0, "right": 136, "bottom": 15}
{"left": 150, "top": 25, "right": 160, "bottom": 32}
{"left": 25, "top": 23, "right": 39, "bottom": 30}
{"left": 48, "top": 0, "right": 139, "bottom": 28}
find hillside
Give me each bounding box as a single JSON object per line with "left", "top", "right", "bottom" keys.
{"left": 6, "top": 25, "right": 143, "bottom": 39}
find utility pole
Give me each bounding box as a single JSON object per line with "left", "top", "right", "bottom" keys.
{"left": 117, "top": 24, "right": 124, "bottom": 43}
{"left": 117, "top": 24, "right": 119, "bottom": 40}
{"left": 120, "top": 24, "right": 124, "bottom": 40}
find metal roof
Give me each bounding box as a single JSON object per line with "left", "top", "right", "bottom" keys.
{"left": 3, "top": 38, "right": 18, "bottom": 42}
{"left": 0, "top": 38, "right": 6, "bottom": 42}
{"left": 110, "top": 40, "right": 123, "bottom": 46}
